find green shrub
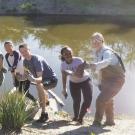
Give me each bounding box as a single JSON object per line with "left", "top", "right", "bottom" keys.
{"left": 20, "top": 2, "right": 34, "bottom": 12}
{"left": 0, "top": 92, "right": 27, "bottom": 132}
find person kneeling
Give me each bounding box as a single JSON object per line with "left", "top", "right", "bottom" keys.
{"left": 19, "top": 43, "right": 57, "bottom": 123}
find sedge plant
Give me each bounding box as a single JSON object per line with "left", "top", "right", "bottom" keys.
{"left": 0, "top": 92, "right": 28, "bottom": 132}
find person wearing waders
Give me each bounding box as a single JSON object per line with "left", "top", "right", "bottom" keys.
{"left": 89, "top": 32, "right": 125, "bottom": 126}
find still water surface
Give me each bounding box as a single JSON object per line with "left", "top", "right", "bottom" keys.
{"left": 0, "top": 16, "right": 135, "bottom": 116}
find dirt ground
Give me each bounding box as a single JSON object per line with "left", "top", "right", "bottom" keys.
{"left": 20, "top": 109, "right": 135, "bottom": 135}
{"left": 0, "top": 107, "right": 135, "bottom": 135}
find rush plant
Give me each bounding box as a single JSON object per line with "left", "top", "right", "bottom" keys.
{"left": 0, "top": 92, "right": 27, "bottom": 132}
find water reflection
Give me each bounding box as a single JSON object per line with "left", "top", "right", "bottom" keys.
{"left": 0, "top": 16, "right": 135, "bottom": 116}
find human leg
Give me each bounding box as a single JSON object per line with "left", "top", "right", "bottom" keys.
{"left": 23, "top": 80, "right": 36, "bottom": 102}
{"left": 69, "top": 81, "right": 81, "bottom": 120}
{"left": 78, "top": 79, "right": 92, "bottom": 123}
{"left": 36, "top": 83, "right": 48, "bottom": 122}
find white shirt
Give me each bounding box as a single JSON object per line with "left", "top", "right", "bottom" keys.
{"left": 61, "top": 57, "right": 89, "bottom": 83}
{"left": 15, "top": 57, "right": 25, "bottom": 75}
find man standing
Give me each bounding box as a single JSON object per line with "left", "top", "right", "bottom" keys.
{"left": 90, "top": 32, "right": 125, "bottom": 126}
{"left": 19, "top": 43, "right": 57, "bottom": 123}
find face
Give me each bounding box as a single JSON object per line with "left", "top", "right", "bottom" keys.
{"left": 91, "top": 37, "right": 103, "bottom": 51}
{"left": 62, "top": 48, "right": 73, "bottom": 63}
{"left": 19, "top": 47, "right": 31, "bottom": 60}
{"left": 4, "top": 43, "right": 13, "bottom": 54}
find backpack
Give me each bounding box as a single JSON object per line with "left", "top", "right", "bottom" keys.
{"left": 102, "top": 49, "right": 126, "bottom": 73}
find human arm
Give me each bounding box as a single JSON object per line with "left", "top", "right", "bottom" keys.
{"left": 0, "top": 54, "right": 4, "bottom": 70}
{"left": 61, "top": 71, "right": 68, "bottom": 98}
{"left": 12, "top": 51, "right": 20, "bottom": 72}
{"left": 90, "top": 50, "right": 112, "bottom": 71}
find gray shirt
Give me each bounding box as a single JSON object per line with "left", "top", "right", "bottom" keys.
{"left": 23, "top": 55, "right": 56, "bottom": 81}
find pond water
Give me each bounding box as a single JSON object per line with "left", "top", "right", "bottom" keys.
{"left": 0, "top": 15, "right": 135, "bottom": 116}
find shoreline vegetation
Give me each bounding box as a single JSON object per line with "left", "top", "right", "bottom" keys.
{"left": 0, "top": 0, "right": 135, "bottom": 16}
{"left": 0, "top": 15, "right": 135, "bottom": 26}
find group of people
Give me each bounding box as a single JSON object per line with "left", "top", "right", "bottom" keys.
{"left": 0, "top": 32, "right": 125, "bottom": 126}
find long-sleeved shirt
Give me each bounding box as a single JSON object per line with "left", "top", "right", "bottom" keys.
{"left": 5, "top": 50, "right": 24, "bottom": 74}
{"left": 94, "top": 45, "right": 119, "bottom": 71}
{"left": 93, "top": 45, "right": 119, "bottom": 84}
{"left": 5, "top": 50, "right": 20, "bottom": 72}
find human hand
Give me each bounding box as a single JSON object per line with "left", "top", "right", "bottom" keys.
{"left": 74, "top": 61, "right": 86, "bottom": 78}
{"left": 27, "top": 73, "right": 36, "bottom": 83}
{"left": 63, "top": 70, "right": 74, "bottom": 76}
{"left": 89, "top": 63, "right": 96, "bottom": 72}
{"left": 62, "top": 88, "right": 68, "bottom": 99}
{"left": 1, "top": 67, "right": 7, "bottom": 73}
{"left": 16, "top": 73, "right": 22, "bottom": 81}
{"left": 8, "top": 67, "right": 13, "bottom": 71}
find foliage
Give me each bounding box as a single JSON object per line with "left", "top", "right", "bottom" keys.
{"left": 20, "top": 2, "right": 34, "bottom": 11}
{"left": 0, "top": 92, "right": 27, "bottom": 132}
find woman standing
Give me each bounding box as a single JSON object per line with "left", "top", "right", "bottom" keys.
{"left": 60, "top": 46, "right": 92, "bottom": 124}
{"left": 89, "top": 32, "right": 125, "bottom": 126}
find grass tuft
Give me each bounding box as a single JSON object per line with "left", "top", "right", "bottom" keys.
{"left": 0, "top": 92, "right": 27, "bottom": 132}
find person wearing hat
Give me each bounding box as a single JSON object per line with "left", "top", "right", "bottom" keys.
{"left": 89, "top": 32, "right": 125, "bottom": 126}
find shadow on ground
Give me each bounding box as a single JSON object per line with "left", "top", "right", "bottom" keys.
{"left": 24, "top": 120, "right": 111, "bottom": 135}
{"left": 58, "top": 125, "right": 111, "bottom": 135}
{"left": 25, "top": 120, "right": 72, "bottom": 130}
